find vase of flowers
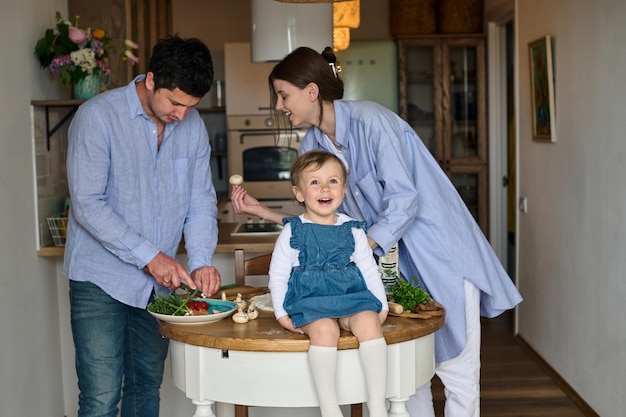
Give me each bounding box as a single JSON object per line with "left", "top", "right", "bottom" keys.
{"left": 34, "top": 12, "right": 139, "bottom": 99}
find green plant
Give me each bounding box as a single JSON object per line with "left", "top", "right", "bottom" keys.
{"left": 390, "top": 277, "right": 430, "bottom": 311}
{"left": 147, "top": 289, "right": 200, "bottom": 316}
{"left": 34, "top": 12, "right": 139, "bottom": 90}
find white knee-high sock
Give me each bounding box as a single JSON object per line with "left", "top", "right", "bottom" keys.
{"left": 359, "top": 337, "right": 388, "bottom": 417}
{"left": 308, "top": 345, "right": 344, "bottom": 417}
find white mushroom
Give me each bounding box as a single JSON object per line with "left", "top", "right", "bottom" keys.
{"left": 247, "top": 301, "right": 259, "bottom": 320}
{"left": 229, "top": 174, "right": 243, "bottom": 185}
{"left": 232, "top": 306, "right": 249, "bottom": 324}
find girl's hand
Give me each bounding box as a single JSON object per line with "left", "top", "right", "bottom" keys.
{"left": 278, "top": 315, "right": 304, "bottom": 334}
{"left": 378, "top": 309, "right": 388, "bottom": 325}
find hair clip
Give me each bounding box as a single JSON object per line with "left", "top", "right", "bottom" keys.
{"left": 328, "top": 62, "right": 342, "bottom": 78}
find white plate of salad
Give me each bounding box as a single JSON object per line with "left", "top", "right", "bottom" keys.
{"left": 147, "top": 292, "right": 237, "bottom": 325}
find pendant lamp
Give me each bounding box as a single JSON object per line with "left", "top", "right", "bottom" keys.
{"left": 274, "top": 0, "right": 352, "bottom": 2}
{"left": 333, "top": 0, "right": 359, "bottom": 51}
{"left": 273, "top": 0, "right": 360, "bottom": 51}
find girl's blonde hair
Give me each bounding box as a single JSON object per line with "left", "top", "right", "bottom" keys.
{"left": 290, "top": 150, "right": 347, "bottom": 187}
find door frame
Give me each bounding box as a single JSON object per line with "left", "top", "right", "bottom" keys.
{"left": 487, "top": 5, "right": 515, "bottom": 276}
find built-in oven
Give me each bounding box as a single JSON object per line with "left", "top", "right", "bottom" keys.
{"left": 222, "top": 114, "right": 306, "bottom": 234}
{"left": 227, "top": 115, "right": 308, "bottom": 200}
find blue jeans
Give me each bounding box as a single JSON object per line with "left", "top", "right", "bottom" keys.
{"left": 70, "top": 280, "right": 169, "bottom": 417}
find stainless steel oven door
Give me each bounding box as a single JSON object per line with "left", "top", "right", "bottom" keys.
{"left": 227, "top": 129, "right": 302, "bottom": 200}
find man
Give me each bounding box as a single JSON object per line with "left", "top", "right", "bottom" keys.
{"left": 63, "top": 36, "right": 221, "bottom": 417}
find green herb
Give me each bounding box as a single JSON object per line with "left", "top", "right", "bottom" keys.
{"left": 147, "top": 289, "right": 199, "bottom": 316}
{"left": 390, "top": 278, "right": 430, "bottom": 311}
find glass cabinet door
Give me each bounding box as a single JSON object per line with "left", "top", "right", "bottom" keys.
{"left": 448, "top": 46, "right": 479, "bottom": 158}
{"left": 398, "top": 35, "right": 488, "bottom": 234}
{"left": 443, "top": 38, "right": 485, "bottom": 164}
{"left": 399, "top": 39, "right": 442, "bottom": 158}
{"left": 449, "top": 165, "right": 487, "bottom": 234}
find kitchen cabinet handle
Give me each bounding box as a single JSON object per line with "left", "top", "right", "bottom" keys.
{"left": 239, "top": 132, "right": 300, "bottom": 144}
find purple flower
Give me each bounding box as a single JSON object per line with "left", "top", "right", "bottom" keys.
{"left": 50, "top": 55, "right": 72, "bottom": 74}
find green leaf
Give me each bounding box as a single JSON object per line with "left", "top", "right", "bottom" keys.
{"left": 390, "top": 278, "right": 430, "bottom": 311}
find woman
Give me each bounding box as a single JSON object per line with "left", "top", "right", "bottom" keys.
{"left": 231, "top": 46, "right": 522, "bottom": 417}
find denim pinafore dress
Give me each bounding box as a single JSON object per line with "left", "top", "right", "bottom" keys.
{"left": 282, "top": 216, "right": 383, "bottom": 328}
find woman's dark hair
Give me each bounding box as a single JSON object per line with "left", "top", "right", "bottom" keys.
{"left": 148, "top": 36, "right": 214, "bottom": 98}
{"left": 290, "top": 150, "right": 347, "bottom": 188}
{"left": 269, "top": 46, "right": 344, "bottom": 129}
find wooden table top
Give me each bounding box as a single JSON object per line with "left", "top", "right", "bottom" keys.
{"left": 158, "top": 310, "right": 445, "bottom": 353}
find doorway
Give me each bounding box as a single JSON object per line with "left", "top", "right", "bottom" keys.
{"left": 487, "top": 14, "right": 516, "bottom": 280}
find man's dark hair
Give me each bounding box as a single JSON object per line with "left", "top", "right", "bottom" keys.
{"left": 148, "top": 35, "right": 214, "bottom": 98}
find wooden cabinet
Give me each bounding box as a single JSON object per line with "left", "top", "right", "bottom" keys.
{"left": 397, "top": 35, "right": 487, "bottom": 233}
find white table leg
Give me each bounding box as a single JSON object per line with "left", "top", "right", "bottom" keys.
{"left": 215, "top": 402, "right": 235, "bottom": 417}
{"left": 388, "top": 397, "right": 410, "bottom": 417}
{"left": 191, "top": 399, "right": 216, "bottom": 417}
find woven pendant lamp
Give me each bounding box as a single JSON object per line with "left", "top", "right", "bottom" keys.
{"left": 274, "top": 0, "right": 352, "bottom": 2}
{"left": 333, "top": 0, "right": 359, "bottom": 51}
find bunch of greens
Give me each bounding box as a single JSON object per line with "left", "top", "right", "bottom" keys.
{"left": 390, "top": 278, "right": 430, "bottom": 311}
{"left": 147, "top": 289, "right": 199, "bottom": 316}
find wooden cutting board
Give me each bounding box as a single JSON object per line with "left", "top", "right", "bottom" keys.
{"left": 209, "top": 284, "right": 269, "bottom": 300}
{"left": 388, "top": 300, "right": 445, "bottom": 319}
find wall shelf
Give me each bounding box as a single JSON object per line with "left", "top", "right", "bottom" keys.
{"left": 31, "top": 99, "right": 85, "bottom": 151}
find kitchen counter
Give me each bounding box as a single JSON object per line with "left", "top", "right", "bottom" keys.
{"left": 37, "top": 222, "right": 278, "bottom": 257}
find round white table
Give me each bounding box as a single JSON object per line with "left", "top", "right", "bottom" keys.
{"left": 158, "top": 309, "right": 444, "bottom": 417}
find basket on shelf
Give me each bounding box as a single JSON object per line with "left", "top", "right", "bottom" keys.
{"left": 389, "top": 0, "right": 437, "bottom": 36}
{"left": 47, "top": 216, "right": 68, "bottom": 247}
{"left": 437, "top": 0, "right": 484, "bottom": 34}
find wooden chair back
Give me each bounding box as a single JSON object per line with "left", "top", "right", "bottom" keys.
{"left": 234, "top": 249, "right": 272, "bottom": 285}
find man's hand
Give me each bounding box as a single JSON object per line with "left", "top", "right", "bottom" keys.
{"left": 190, "top": 266, "right": 221, "bottom": 297}
{"left": 144, "top": 252, "right": 192, "bottom": 289}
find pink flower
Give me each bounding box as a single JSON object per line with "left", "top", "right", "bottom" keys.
{"left": 68, "top": 27, "right": 87, "bottom": 44}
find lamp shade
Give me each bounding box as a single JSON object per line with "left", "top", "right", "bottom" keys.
{"left": 274, "top": 0, "right": 352, "bottom": 3}
{"left": 333, "top": 0, "right": 360, "bottom": 29}
{"left": 252, "top": 0, "right": 333, "bottom": 62}
{"left": 333, "top": 27, "right": 351, "bottom": 51}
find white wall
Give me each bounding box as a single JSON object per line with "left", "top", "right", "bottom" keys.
{"left": 0, "top": 2, "right": 68, "bottom": 417}
{"left": 516, "top": 1, "right": 626, "bottom": 416}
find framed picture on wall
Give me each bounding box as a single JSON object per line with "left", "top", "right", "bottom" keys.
{"left": 529, "top": 35, "right": 556, "bottom": 142}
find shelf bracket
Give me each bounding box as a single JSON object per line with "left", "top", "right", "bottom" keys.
{"left": 44, "top": 105, "right": 78, "bottom": 151}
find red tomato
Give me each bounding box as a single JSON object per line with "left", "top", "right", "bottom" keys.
{"left": 196, "top": 301, "right": 209, "bottom": 310}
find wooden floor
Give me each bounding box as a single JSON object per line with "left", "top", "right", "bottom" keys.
{"left": 431, "top": 311, "right": 596, "bottom": 417}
